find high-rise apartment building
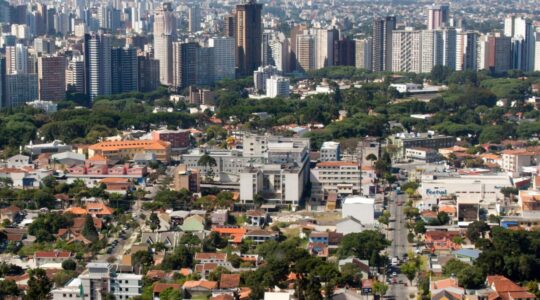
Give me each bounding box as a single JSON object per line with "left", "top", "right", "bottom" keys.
{"left": 478, "top": 33, "right": 512, "bottom": 73}
{"left": 355, "top": 38, "right": 372, "bottom": 70}
{"left": 172, "top": 41, "right": 199, "bottom": 89}
{"left": 334, "top": 37, "right": 356, "bottom": 66}
{"left": 313, "top": 28, "right": 337, "bottom": 69}
{"left": 138, "top": 54, "right": 160, "bottom": 93}
{"left": 504, "top": 16, "right": 534, "bottom": 71}
{"left": 111, "top": 46, "right": 138, "bottom": 94}
{"left": 84, "top": 32, "right": 112, "bottom": 101}
{"left": 426, "top": 3, "right": 449, "bottom": 30}
{"left": 289, "top": 24, "right": 308, "bottom": 72}
{"left": 456, "top": 31, "right": 478, "bottom": 71}
{"left": 66, "top": 56, "right": 85, "bottom": 94}
{"left": 5, "top": 44, "right": 28, "bottom": 75}
{"left": 38, "top": 55, "right": 66, "bottom": 101}
{"left": 269, "top": 33, "right": 289, "bottom": 73}
{"left": 153, "top": 3, "right": 175, "bottom": 85}
{"left": 235, "top": 0, "right": 262, "bottom": 75}
{"left": 392, "top": 29, "right": 422, "bottom": 73}
{"left": 296, "top": 32, "right": 315, "bottom": 72}
{"left": 188, "top": 5, "right": 201, "bottom": 33}
{"left": 372, "top": 16, "right": 396, "bottom": 72}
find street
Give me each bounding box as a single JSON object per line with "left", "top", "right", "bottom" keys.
{"left": 386, "top": 192, "right": 414, "bottom": 300}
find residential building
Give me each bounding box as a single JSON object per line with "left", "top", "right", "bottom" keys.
{"left": 391, "top": 28, "right": 422, "bottom": 73}
{"left": 372, "top": 16, "right": 396, "bottom": 71}
{"left": 34, "top": 250, "right": 73, "bottom": 267}
{"left": 66, "top": 57, "right": 85, "bottom": 94}
{"left": 188, "top": 5, "right": 201, "bottom": 33}
{"left": 235, "top": 0, "right": 263, "bottom": 75}
{"left": 426, "top": 3, "right": 449, "bottom": 30}
{"left": 355, "top": 38, "right": 372, "bottom": 70}
{"left": 265, "top": 76, "right": 289, "bottom": 98}
{"left": 84, "top": 32, "right": 112, "bottom": 101}
{"left": 51, "top": 262, "right": 143, "bottom": 300}
{"left": 296, "top": 32, "right": 315, "bottom": 72}
{"left": 501, "top": 149, "right": 540, "bottom": 175}
{"left": 111, "top": 46, "right": 139, "bottom": 94}
{"left": 320, "top": 141, "right": 341, "bottom": 162}
{"left": 137, "top": 54, "right": 160, "bottom": 93}
{"left": 152, "top": 129, "right": 191, "bottom": 150}
{"left": 38, "top": 55, "right": 66, "bottom": 101}
{"left": 253, "top": 65, "right": 278, "bottom": 93}
{"left": 313, "top": 27, "right": 337, "bottom": 69}
{"left": 456, "top": 31, "right": 478, "bottom": 71}
{"left": 486, "top": 275, "right": 536, "bottom": 300}
{"left": 310, "top": 161, "right": 362, "bottom": 201}
{"left": 173, "top": 164, "right": 200, "bottom": 193}
{"left": 334, "top": 37, "right": 356, "bottom": 66}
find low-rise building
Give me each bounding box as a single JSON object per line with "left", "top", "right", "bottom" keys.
{"left": 89, "top": 140, "right": 171, "bottom": 163}
{"left": 341, "top": 196, "right": 375, "bottom": 224}
{"left": 34, "top": 250, "right": 74, "bottom": 267}
{"left": 388, "top": 132, "right": 455, "bottom": 160}
{"left": 405, "top": 147, "right": 440, "bottom": 162}
{"left": 320, "top": 141, "right": 341, "bottom": 162}
{"left": 310, "top": 161, "right": 362, "bottom": 201}
{"left": 501, "top": 149, "right": 540, "bottom": 175}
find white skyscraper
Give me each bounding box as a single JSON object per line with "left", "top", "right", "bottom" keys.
{"left": 392, "top": 28, "right": 422, "bottom": 73}
{"left": 153, "top": 3, "right": 176, "bottom": 85}
{"left": 456, "top": 31, "right": 478, "bottom": 71}
{"left": 313, "top": 28, "right": 337, "bottom": 69}
{"left": 504, "top": 16, "right": 535, "bottom": 71}
{"left": 535, "top": 33, "right": 540, "bottom": 71}
{"left": 5, "top": 44, "right": 28, "bottom": 75}
{"left": 84, "top": 33, "right": 112, "bottom": 101}
{"left": 253, "top": 65, "right": 279, "bottom": 93}
{"left": 269, "top": 33, "right": 289, "bottom": 73}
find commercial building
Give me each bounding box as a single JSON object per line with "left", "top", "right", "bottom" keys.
{"left": 137, "top": 54, "right": 160, "bottom": 93}
{"left": 173, "top": 164, "right": 200, "bottom": 193}
{"left": 5, "top": 73, "right": 38, "bottom": 107}
{"left": 209, "top": 37, "right": 236, "bottom": 82}
{"left": 5, "top": 43, "right": 28, "bottom": 75}
{"left": 111, "top": 46, "right": 138, "bottom": 94}
{"left": 66, "top": 56, "right": 85, "bottom": 94}
{"left": 334, "top": 37, "right": 356, "bottom": 66}
{"left": 388, "top": 132, "right": 455, "bottom": 160}
{"left": 478, "top": 33, "right": 512, "bottom": 73}
{"left": 419, "top": 173, "right": 512, "bottom": 211}
{"left": 88, "top": 140, "right": 171, "bottom": 163}
{"left": 235, "top": 0, "right": 262, "bottom": 75}
{"left": 405, "top": 147, "right": 440, "bottom": 162}
{"left": 188, "top": 5, "right": 201, "bottom": 33}
{"left": 153, "top": 3, "right": 175, "bottom": 85}
{"left": 37, "top": 55, "right": 65, "bottom": 101}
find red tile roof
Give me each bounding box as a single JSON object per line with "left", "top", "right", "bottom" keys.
{"left": 153, "top": 283, "right": 181, "bottom": 293}
{"left": 220, "top": 273, "right": 240, "bottom": 289}
{"left": 34, "top": 250, "right": 72, "bottom": 258}
{"left": 182, "top": 280, "right": 218, "bottom": 290}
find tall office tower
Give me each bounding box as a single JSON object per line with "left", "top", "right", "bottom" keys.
{"left": 235, "top": 0, "right": 263, "bottom": 75}
{"left": 478, "top": 33, "right": 512, "bottom": 73}
{"left": 5, "top": 44, "right": 28, "bottom": 75}
{"left": 355, "top": 38, "right": 372, "bottom": 70}
{"left": 534, "top": 33, "right": 540, "bottom": 71}
{"left": 426, "top": 3, "right": 449, "bottom": 30}
{"left": 391, "top": 29, "right": 422, "bottom": 73}
{"left": 420, "top": 30, "right": 436, "bottom": 73}
{"left": 372, "top": 16, "right": 396, "bottom": 72}
{"left": 0, "top": 56, "right": 5, "bottom": 107}
{"left": 66, "top": 57, "right": 85, "bottom": 94}
{"left": 224, "top": 14, "right": 236, "bottom": 38}
{"left": 456, "top": 31, "right": 478, "bottom": 71}
{"left": 34, "top": 37, "right": 54, "bottom": 55}
{"left": 153, "top": 3, "right": 176, "bottom": 85}
{"left": 5, "top": 74, "right": 38, "bottom": 107}
{"left": 334, "top": 37, "right": 356, "bottom": 66}
{"left": 38, "top": 56, "right": 66, "bottom": 101}
{"left": 138, "top": 54, "right": 160, "bottom": 92}
{"left": 46, "top": 7, "right": 56, "bottom": 35}
{"left": 172, "top": 41, "right": 199, "bottom": 89}
{"left": 35, "top": 3, "right": 47, "bottom": 36}
{"left": 188, "top": 5, "right": 201, "bottom": 33}
{"left": 111, "top": 46, "right": 139, "bottom": 94}
{"left": 504, "top": 16, "right": 534, "bottom": 71}
{"left": 289, "top": 24, "right": 308, "bottom": 71}
{"left": 269, "top": 33, "right": 289, "bottom": 72}
{"left": 0, "top": 1, "right": 10, "bottom": 23}
{"left": 197, "top": 47, "right": 214, "bottom": 86}
{"left": 84, "top": 33, "right": 112, "bottom": 101}
{"left": 296, "top": 32, "right": 315, "bottom": 72}
{"left": 262, "top": 31, "right": 274, "bottom": 67}
{"left": 209, "top": 37, "right": 236, "bottom": 82}
{"left": 313, "top": 28, "right": 338, "bottom": 69}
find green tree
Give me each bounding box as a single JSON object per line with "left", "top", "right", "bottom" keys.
{"left": 338, "top": 263, "right": 363, "bottom": 287}
{"left": 25, "top": 268, "right": 53, "bottom": 300}
{"left": 61, "top": 259, "right": 77, "bottom": 271}
{"left": 202, "top": 232, "right": 228, "bottom": 252}
{"left": 132, "top": 250, "right": 154, "bottom": 272}
{"left": 159, "top": 288, "right": 182, "bottom": 300}
{"left": 400, "top": 261, "right": 418, "bottom": 285}
{"left": 466, "top": 221, "right": 490, "bottom": 243}
{"left": 457, "top": 266, "right": 484, "bottom": 289}
{"left": 436, "top": 212, "right": 450, "bottom": 225}
{"left": 148, "top": 212, "right": 160, "bottom": 232}
{"left": 0, "top": 280, "right": 20, "bottom": 297}
{"left": 197, "top": 154, "right": 217, "bottom": 182}
{"left": 414, "top": 220, "right": 427, "bottom": 235}
{"left": 372, "top": 281, "right": 389, "bottom": 299}
{"left": 337, "top": 231, "right": 390, "bottom": 266}
{"left": 442, "top": 259, "right": 469, "bottom": 277}
{"left": 81, "top": 214, "right": 99, "bottom": 242}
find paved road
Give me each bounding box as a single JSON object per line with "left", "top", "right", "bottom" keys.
{"left": 387, "top": 193, "right": 412, "bottom": 300}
